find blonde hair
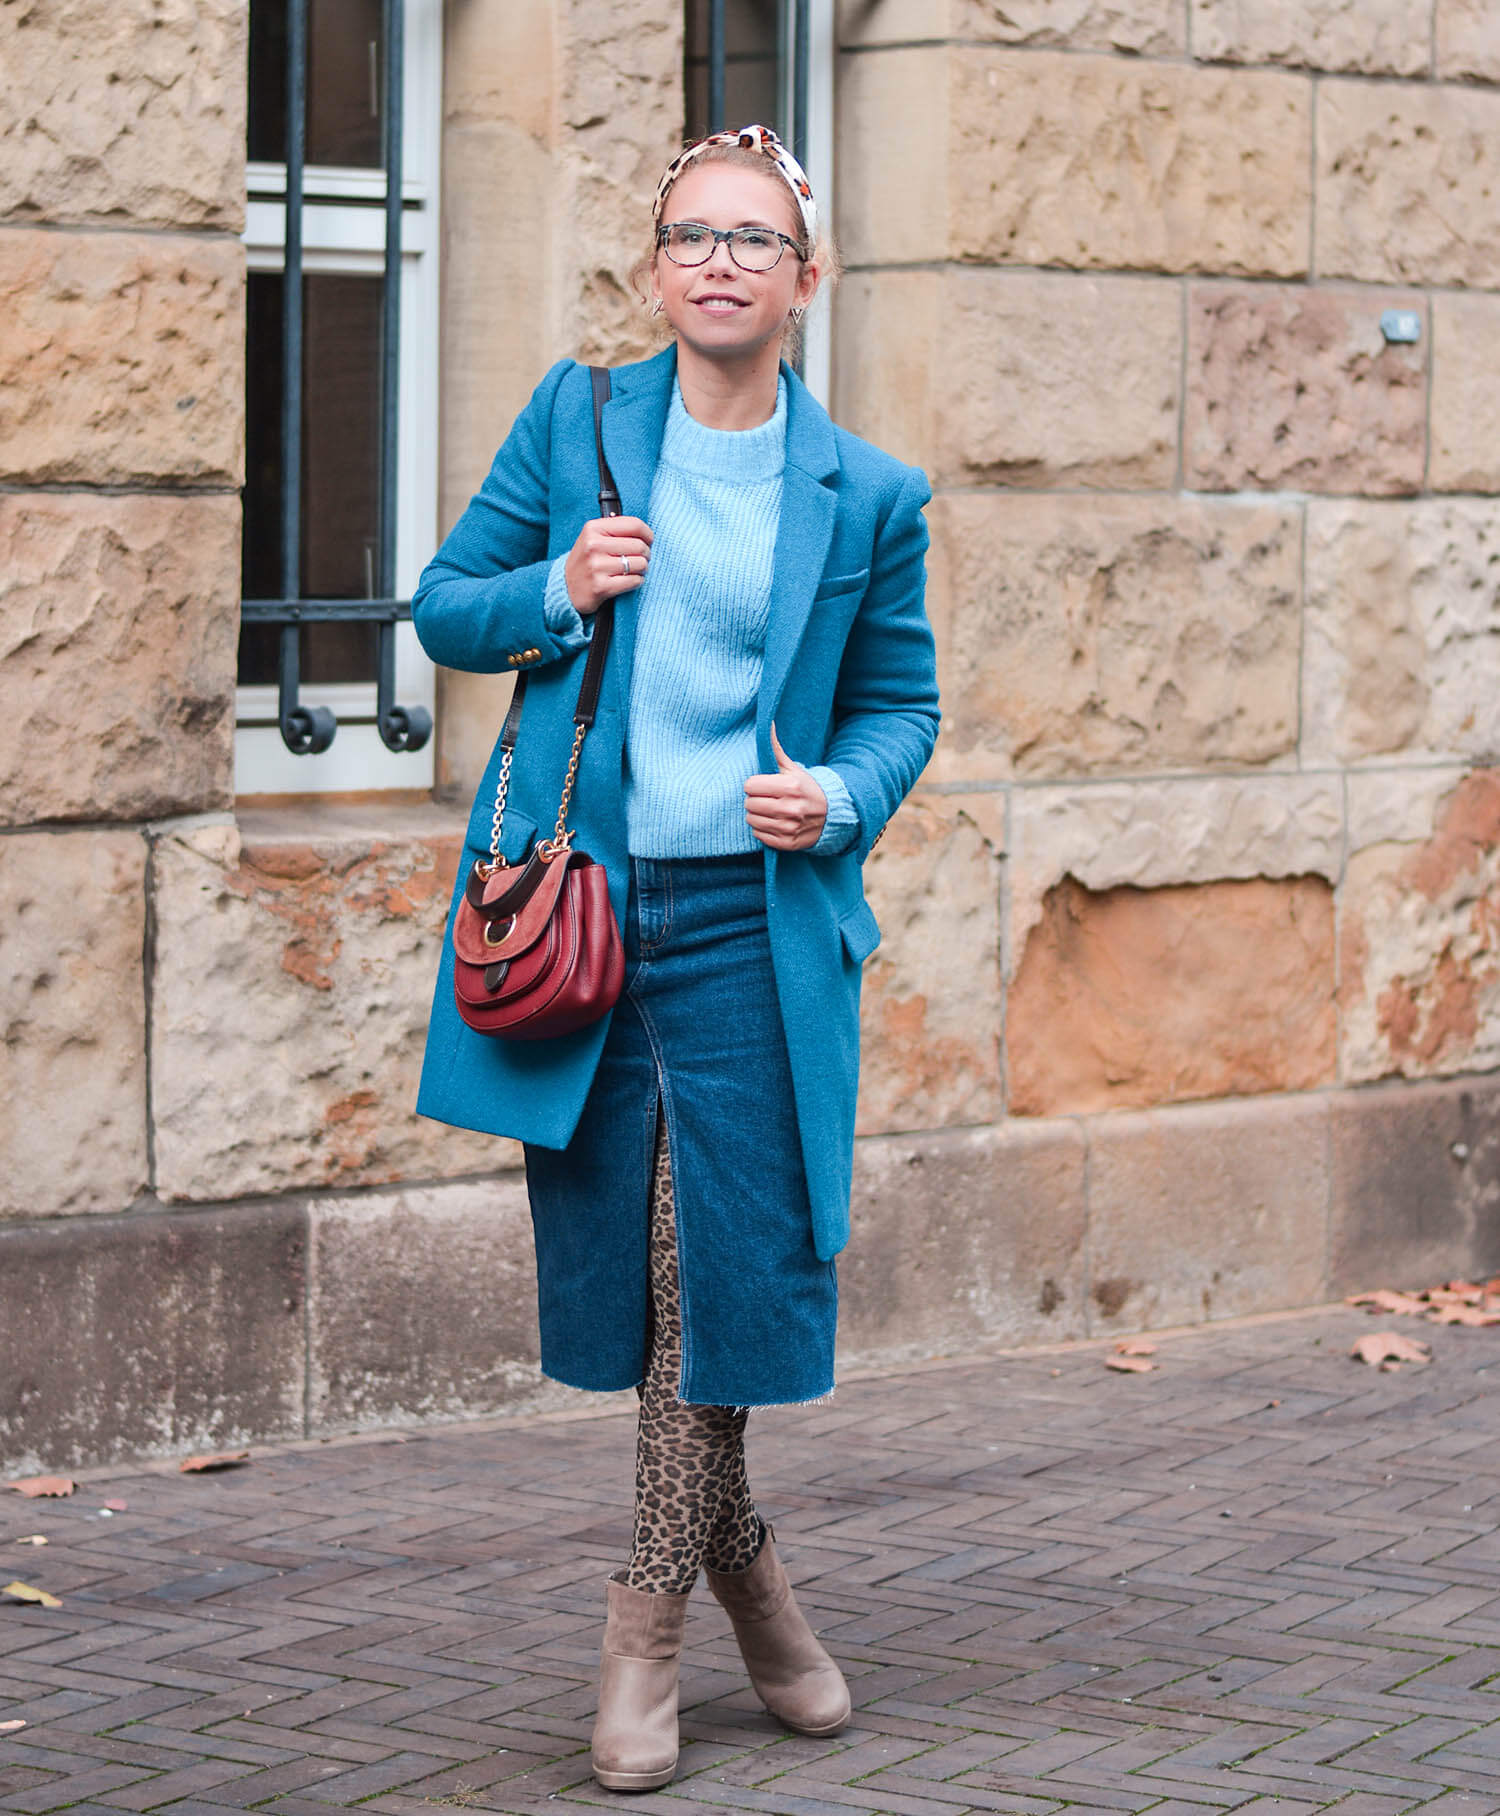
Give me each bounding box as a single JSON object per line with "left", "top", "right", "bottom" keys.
{"left": 631, "top": 142, "right": 842, "bottom": 361}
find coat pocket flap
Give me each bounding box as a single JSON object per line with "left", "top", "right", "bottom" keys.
{"left": 814, "top": 567, "right": 870, "bottom": 601}
{"left": 839, "top": 899, "right": 882, "bottom": 965}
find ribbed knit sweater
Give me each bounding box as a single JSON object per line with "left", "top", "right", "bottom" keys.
{"left": 543, "top": 375, "right": 858, "bottom": 858}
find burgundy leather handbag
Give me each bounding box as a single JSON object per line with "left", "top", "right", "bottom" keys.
{"left": 450, "top": 367, "right": 625, "bottom": 1041}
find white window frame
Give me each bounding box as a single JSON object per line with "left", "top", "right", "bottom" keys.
{"left": 788, "top": 0, "right": 835, "bottom": 410}
{"left": 235, "top": 0, "right": 442, "bottom": 796}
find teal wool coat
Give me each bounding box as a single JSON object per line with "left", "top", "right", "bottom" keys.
{"left": 412, "top": 346, "right": 940, "bottom": 1264}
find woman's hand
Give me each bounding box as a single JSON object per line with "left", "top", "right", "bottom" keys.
{"left": 563, "top": 516, "right": 653, "bottom": 616}
{"left": 744, "top": 724, "right": 828, "bottom": 851}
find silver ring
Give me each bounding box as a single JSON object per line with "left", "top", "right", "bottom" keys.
{"left": 620, "top": 555, "right": 630, "bottom": 576}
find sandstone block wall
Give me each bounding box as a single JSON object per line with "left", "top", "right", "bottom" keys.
{"left": 833, "top": 0, "right": 1500, "bottom": 1314}
{"left": 3, "top": 0, "right": 1498, "bottom": 1471}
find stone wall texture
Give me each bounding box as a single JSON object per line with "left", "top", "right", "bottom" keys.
{"left": 5, "top": 0, "right": 1500, "bottom": 1470}
{"left": 0, "top": 228, "right": 244, "bottom": 488}
{"left": 0, "top": 493, "right": 239, "bottom": 825}
{"left": 0, "top": 0, "right": 247, "bottom": 230}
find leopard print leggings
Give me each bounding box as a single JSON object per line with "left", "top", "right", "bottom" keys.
{"left": 622, "top": 1109, "right": 765, "bottom": 1594}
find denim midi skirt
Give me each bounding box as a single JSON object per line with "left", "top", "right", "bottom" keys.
{"left": 522, "top": 851, "right": 838, "bottom": 1408}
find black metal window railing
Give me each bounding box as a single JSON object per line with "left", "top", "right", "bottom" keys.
{"left": 687, "top": 0, "right": 814, "bottom": 160}
{"left": 240, "top": 0, "right": 431, "bottom": 758}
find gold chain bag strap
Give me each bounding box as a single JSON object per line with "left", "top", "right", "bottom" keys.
{"left": 449, "top": 366, "right": 625, "bottom": 1040}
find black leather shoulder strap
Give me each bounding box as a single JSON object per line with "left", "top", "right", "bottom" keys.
{"left": 502, "top": 364, "right": 618, "bottom": 753}
{"left": 591, "top": 365, "right": 621, "bottom": 519}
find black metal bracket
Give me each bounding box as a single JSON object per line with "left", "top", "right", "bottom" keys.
{"left": 241, "top": 598, "right": 432, "bottom": 754}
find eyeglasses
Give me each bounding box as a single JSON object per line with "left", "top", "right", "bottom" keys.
{"left": 656, "top": 221, "right": 806, "bottom": 272}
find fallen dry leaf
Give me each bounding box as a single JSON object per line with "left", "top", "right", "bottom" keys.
{"left": 1114, "top": 1338, "right": 1158, "bottom": 1357}
{"left": 1105, "top": 1354, "right": 1157, "bottom": 1374}
{"left": 14, "top": 1537, "right": 46, "bottom": 1547}
{"left": 1347, "top": 1290, "right": 1427, "bottom": 1317}
{"left": 101, "top": 1500, "right": 128, "bottom": 1513}
{"left": 179, "top": 1450, "right": 250, "bottom": 1474}
{"left": 0, "top": 1719, "right": 25, "bottom": 1732}
{"left": 9, "top": 1477, "right": 75, "bottom": 1499}
{"left": 2, "top": 1581, "right": 61, "bottom": 1610}
{"left": 1351, "top": 1331, "right": 1432, "bottom": 1368}
{"left": 1427, "top": 1304, "right": 1500, "bottom": 1327}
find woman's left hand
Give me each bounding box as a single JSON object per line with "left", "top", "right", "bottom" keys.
{"left": 744, "top": 725, "right": 828, "bottom": 851}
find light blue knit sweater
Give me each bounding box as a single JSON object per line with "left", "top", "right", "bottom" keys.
{"left": 543, "top": 375, "right": 858, "bottom": 859}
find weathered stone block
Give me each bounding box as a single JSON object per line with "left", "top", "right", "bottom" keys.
{"left": 552, "top": 0, "right": 682, "bottom": 367}
{"left": 929, "top": 494, "right": 1302, "bottom": 782}
{"left": 840, "top": 1121, "right": 1089, "bottom": 1368}
{"left": 836, "top": 270, "right": 1180, "bottom": 489}
{"left": 1329, "top": 1074, "right": 1500, "bottom": 1296}
{"left": 857, "top": 794, "right": 1004, "bottom": 1137}
{"left": 439, "top": 126, "right": 553, "bottom": 534}
{"left": 837, "top": 0, "right": 1184, "bottom": 52}
{"left": 0, "top": 0, "right": 246, "bottom": 229}
{"left": 946, "top": 51, "right": 1311, "bottom": 276}
{"left": 309, "top": 1179, "right": 595, "bottom": 1433}
{"left": 1431, "top": 293, "right": 1500, "bottom": 494}
{"left": 0, "top": 1202, "right": 306, "bottom": 1475}
{"left": 1316, "top": 80, "right": 1500, "bottom": 287}
{"left": 1087, "top": 1094, "right": 1331, "bottom": 1330}
{"left": 445, "top": 0, "right": 552, "bottom": 136}
{"left": 0, "top": 830, "right": 146, "bottom": 1219}
{"left": 1341, "top": 770, "right": 1500, "bottom": 1084}
{"left": 151, "top": 807, "right": 514, "bottom": 1203}
{"left": 1006, "top": 775, "right": 1345, "bottom": 971}
{"left": 0, "top": 494, "right": 237, "bottom": 826}
{"left": 835, "top": 46, "right": 951, "bottom": 267}
{"left": 1347, "top": 765, "right": 1471, "bottom": 852}
{"left": 1185, "top": 284, "right": 1426, "bottom": 494}
{"left": 1191, "top": 0, "right": 1432, "bottom": 74}
{"left": 0, "top": 229, "right": 243, "bottom": 487}
{"left": 1008, "top": 875, "right": 1337, "bottom": 1115}
{"left": 1302, "top": 500, "right": 1500, "bottom": 765}
{"left": 1436, "top": 0, "right": 1500, "bottom": 81}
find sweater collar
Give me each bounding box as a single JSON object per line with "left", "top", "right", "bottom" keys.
{"left": 660, "top": 373, "right": 787, "bottom": 481}
{"left": 607, "top": 343, "right": 839, "bottom": 486}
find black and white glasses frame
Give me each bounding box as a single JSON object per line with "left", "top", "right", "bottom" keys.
{"left": 656, "top": 221, "right": 808, "bottom": 272}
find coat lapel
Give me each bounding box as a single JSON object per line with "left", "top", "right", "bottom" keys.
{"left": 597, "top": 346, "right": 676, "bottom": 719}
{"left": 757, "top": 361, "right": 840, "bottom": 760}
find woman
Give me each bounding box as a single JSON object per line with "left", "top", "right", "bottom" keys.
{"left": 412, "top": 125, "right": 939, "bottom": 1791}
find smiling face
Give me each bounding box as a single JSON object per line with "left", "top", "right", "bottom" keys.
{"left": 650, "top": 160, "right": 820, "bottom": 365}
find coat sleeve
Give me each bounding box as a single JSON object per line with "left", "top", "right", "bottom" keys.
{"left": 411, "top": 358, "right": 580, "bottom": 674}
{"left": 822, "top": 464, "right": 941, "bottom": 861}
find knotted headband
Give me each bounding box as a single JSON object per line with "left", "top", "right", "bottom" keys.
{"left": 652, "top": 124, "right": 817, "bottom": 249}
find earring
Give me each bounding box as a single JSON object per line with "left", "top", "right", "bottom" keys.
{"left": 790, "top": 305, "right": 805, "bottom": 324}
{"left": 650, "top": 296, "right": 664, "bottom": 317}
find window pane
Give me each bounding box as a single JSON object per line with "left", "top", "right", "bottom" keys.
{"left": 248, "top": 0, "right": 386, "bottom": 169}
{"left": 684, "top": 0, "right": 782, "bottom": 141}
{"left": 239, "top": 271, "right": 383, "bottom": 687}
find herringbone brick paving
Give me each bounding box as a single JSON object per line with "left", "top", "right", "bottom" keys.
{"left": 3, "top": 1307, "right": 1500, "bottom": 1815}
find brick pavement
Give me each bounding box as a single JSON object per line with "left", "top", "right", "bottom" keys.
{"left": 3, "top": 1306, "right": 1500, "bottom": 1816}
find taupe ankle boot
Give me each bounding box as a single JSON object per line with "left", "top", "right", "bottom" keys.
{"left": 706, "top": 1527, "right": 851, "bottom": 1737}
{"left": 590, "top": 1576, "right": 690, "bottom": 1792}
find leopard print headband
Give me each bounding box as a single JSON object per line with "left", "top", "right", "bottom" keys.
{"left": 652, "top": 124, "right": 817, "bottom": 248}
